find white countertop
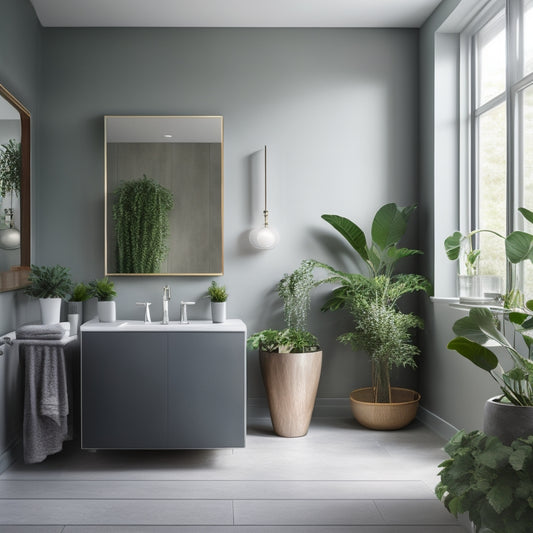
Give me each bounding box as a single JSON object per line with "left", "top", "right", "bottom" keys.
{"left": 81, "top": 318, "right": 247, "bottom": 333}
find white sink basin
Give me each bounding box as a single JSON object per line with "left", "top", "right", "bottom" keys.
{"left": 81, "top": 318, "right": 246, "bottom": 333}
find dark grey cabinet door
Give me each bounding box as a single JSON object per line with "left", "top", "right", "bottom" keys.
{"left": 167, "top": 332, "right": 246, "bottom": 448}
{"left": 81, "top": 332, "right": 167, "bottom": 449}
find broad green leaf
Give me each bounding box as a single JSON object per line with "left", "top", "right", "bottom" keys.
{"left": 518, "top": 206, "right": 533, "bottom": 225}
{"left": 322, "top": 214, "right": 369, "bottom": 262}
{"left": 444, "top": 231, "right": 463, "bottom": 260}
{"left": 371, "top": 203, "right": 414, "bottom": 250}
{"left": 526, "top": 300, "right": 533, "bottom": 312}
{"left": 506, "top": 231, "right": 533, "bottom": 263}
{"left": 487, "top": 482, "right": 514, "bottom": 514}
{"left": 448, "top": 337, "right": 499, "bottom": 372}
{"left": 510, "top": 445, "right": 532, "bottom": 471}
{"left": 452, "top": 315, "right": 489, "bottom": 343}
{"left": 509, "top": 312, "right": 529, "bottom": 325}
{"left": 469, "top": 307, "right": 511, "bottom": 347}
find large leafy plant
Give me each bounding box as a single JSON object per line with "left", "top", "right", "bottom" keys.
{"left": 113, "top": 175, "right": 174, "bottom": 273}
{"left": 448, "top": 304, "right": 533, "bottom": 406}
{"left": 0, "top": 139, "right": 21, "bottom": 198}
{"left": 247, "top": 259, "right": 320, "bottom": 353}
{"left": 24, "top": 264, "right": 73, "bottom": 299}
{"left": 314, "top": 203, "right": 431, "bottom": 403}
{"left": 436, "top": 430, "right": 533, "bottom": 533}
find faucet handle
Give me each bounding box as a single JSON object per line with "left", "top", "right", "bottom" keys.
{"left": 136, "top": 301, "right": 152, "bottom": 323}
{"left": 163, "top": 285, "right": 171, "bottom": 300}
{"left": 179, "top": 301, "right": 196, "bottom": 324}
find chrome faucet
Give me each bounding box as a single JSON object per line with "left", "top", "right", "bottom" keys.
{"left": 162, "top": 285, "right": 171, "bottom": 324}
{"left": 136, "top": 301, "right": 152, "bottom": 323}
{"left": 180, "top": 301, "right": 195, "bottom": 324}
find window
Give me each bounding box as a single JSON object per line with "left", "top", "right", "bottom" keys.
{"left": 467, "top": 0, "right": 533, "bottom": 297}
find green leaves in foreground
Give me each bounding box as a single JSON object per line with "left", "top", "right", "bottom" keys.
{"left": 436, "top": 430, "right": 533, "bottom": 533}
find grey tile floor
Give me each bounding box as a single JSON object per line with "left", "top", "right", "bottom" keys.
{"left": 0, "top": 418, "right": 468, "bottom": 532}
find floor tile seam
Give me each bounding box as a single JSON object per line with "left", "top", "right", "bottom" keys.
{"left": 0, "top": 496, "right": 440, "bottom": 501}
{"left": 0, "top": 478, "right": 432, "bottom": 483}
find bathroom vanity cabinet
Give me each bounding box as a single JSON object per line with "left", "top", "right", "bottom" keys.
{"left": 80, "top": 319, "right": 246, "bottom": 449}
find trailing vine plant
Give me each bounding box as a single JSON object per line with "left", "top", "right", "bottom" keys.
{"left": 0, "top": 139, "right": 21, "bottom": 198}
{"left": 112, "top": 175, "right": 174, "bottom": 273}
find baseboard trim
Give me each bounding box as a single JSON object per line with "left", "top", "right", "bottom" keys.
{"left": 416, "top": 406, "right": 460, "bottom": 441}
{"left": 0, "top": 438, "right": 21, "bottom": 475}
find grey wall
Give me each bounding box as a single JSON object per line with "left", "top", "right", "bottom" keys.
{"left": 0, "top": 0, "right": 42, "bottom": 465}
{"left": 38, "top": 27, "right": 421, "bottom": 399}
{"left": 418, "top": 0, "right": 500, "bottom": 433}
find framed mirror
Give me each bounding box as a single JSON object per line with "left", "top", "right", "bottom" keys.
{"left": 0, "top": 84, "right": 30, "bottom": 292}
{"left": 105, "top": 115, "right": 223, "bottom": 276}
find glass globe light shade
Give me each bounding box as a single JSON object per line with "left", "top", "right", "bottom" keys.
{"left": 249, "top": 225, "right": 279, "bottom": 250}
{"left": 0, "top": 228, "right": 20, "bottom": 250}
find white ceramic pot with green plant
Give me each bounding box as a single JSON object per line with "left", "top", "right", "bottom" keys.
{"left": 89, "top": 277, "right": 117, "bottom": 322}
{"left": 248, "top": 259, "right": 322, "bottom": 438}
{"left": 313, "top": 203, "right": 431, "bottom": 430}
{"left": 24, "top": 264, "right": 73, "bottom": 324}
{"left": 207, "top": 281, "right": 228, "bottom": 323}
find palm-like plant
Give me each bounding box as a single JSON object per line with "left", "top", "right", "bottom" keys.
{"left": 314, "top": 203, "right": 432, "bottom": 403}
{"left": 24, "top": 264, "right": 73, "bottom": 299}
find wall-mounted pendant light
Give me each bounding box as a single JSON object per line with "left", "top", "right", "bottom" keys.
{"left": 249, "top": 145, "right": 279, "bottom": 250}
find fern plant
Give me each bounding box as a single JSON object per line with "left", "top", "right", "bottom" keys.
{"left": 0, "top": 139, "right": 21, "bottom": 198}
{"left": 314, "top": 203, "right": 432, "bottom": 403}
{"left": 112, "top": 175, "right": 174, "bottom": 273}
{"left": 70, "top": 282, "right": 91, "bottom": 302}
{"left": 247, "top": 260, "right": 320, "bottom": 353}
{"left": 207, "top": 281, "right": 228, "bottom": 302}
{"left": 24, "top": 264, "right": 73, "bottom": 299}
{"left": 89, "top": 277, "right": 116, "bottom": 301}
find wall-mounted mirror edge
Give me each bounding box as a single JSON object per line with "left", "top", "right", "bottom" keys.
{"left": 0, "top": 83, "right": 31, "bottom": 292}
{"left": 104, "top": 115, "right": 224, "bottom": 277}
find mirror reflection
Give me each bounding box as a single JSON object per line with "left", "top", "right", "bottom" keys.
{"left": 105, "top": 116, "right": 223, "bottom": 276}
{"left": 0, "top": 84, "right": 30, "bottom": 292}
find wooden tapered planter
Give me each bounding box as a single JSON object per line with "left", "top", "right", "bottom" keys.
{"left": 350, "top": 387, "right": 420, "bottom": 430}
{"left": 260, "top": 350, "right": 322, "bottom": 438}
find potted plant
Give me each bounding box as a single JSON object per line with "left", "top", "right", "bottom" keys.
{"left": 24, "top": 264, "right": 73, "bottom": 324}
{"left": 247, "top": 259, "right": 322, "bottom": 438}
{"left": 447, "top": 303, "right": 533, "bottom": 445}
{"left": 68, "top": 282, "right": 90, "bottom": 322}
{"left": 112, "top": 174, "right": 174, "bottom": 273}
{"left": 313, "top": 203, "right": 431, "bottom": 430}
{"left": 89, "top": 277, "right": 117, "bottom": 322}
{"left": 207, "top": 280, "right": 228, "bottom": 323}
{"left": 436, "top": 429, "right": 533, "bottom": 533}
{"left": 444, "top": 207, "right": 533, "bottom": 308}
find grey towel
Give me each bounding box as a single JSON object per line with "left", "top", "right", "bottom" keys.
{"left": 22, "top": 343, "right": 71, "bottom": 464}
{"left": 17, "top": 324, "right": 65, "bottom": 340}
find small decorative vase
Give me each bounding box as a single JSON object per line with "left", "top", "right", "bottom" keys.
{"left": 98, "top": 301, "right": 116, "bottom": 323}
{"left": 39, "top": 297, "right": 62, "bottom": 325}
{"left": 211, "top": 301, "right": 226, "bottom": 323}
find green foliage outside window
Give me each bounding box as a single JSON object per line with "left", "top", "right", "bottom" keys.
{"left": 113, "top": 175, "right": 174, "bottom": 273}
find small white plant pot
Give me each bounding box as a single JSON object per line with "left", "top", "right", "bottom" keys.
{"left": 98, "top": 301, "right": 116, "bottom": 323}
{"left": 39, "top": 297, "right": 62, "bottom": 325}
{"left": 68, "top": 300, "right": 84, "bottom": 325}
{"left": 211, "top": 301, "right": 226, "bottom": 323}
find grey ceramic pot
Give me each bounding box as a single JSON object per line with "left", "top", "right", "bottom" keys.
{"left": 483, "top": 396, "right": 533, "bottom": 445}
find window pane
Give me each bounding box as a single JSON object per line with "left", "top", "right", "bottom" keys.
{"left": 522, "top": 85, "right": 533, "bottom": 298}
{"left": 524, "top": 0, "right": 533, "bottom": 76}
{"left": 476, "top": 11, "right": 506, "bottom": 107}
{"left": 478, "top": 102, "right": 507, "bottom": 281}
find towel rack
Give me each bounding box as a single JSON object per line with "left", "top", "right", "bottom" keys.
{"left": 0, "top": 336, "right": 13, "bottom": 356}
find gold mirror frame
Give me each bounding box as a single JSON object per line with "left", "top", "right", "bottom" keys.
{"left": 104, "top": 115, "right": 224, "bottom": 276}
{"left": 0, "top": 84, "right": 30, "bottom": 292}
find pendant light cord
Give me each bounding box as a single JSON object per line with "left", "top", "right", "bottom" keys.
{"left": 263, "top": 145, "right": 269, "bottom": 226}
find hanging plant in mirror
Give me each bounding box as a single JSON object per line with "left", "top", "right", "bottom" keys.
{"left": 113, "top": 174, "right": 174, "bottom": 273}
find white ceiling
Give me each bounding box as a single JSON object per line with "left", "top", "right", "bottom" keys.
{"left": 29, "top": 0, "right": 443, "bottom": 28}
